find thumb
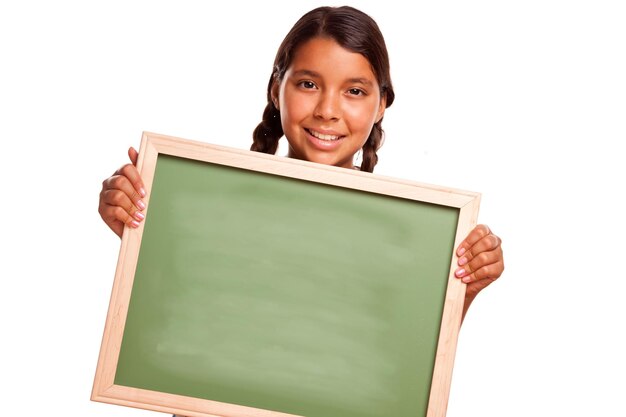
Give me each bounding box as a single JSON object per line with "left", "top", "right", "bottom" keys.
{"left": 128, "top": 147, "right": 139, "bottom": 166}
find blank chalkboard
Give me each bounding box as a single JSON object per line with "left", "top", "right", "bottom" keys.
{"left": 92, "top": 132, "right": 481, "bottom": 417}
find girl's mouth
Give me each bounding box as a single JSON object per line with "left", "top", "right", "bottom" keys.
{"left": 306, "top": 128, "right": 342, "bottom": 141}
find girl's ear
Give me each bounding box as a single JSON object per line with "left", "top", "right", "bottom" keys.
{"left": 270, "top": 80, "right": 280, "bottom": 110}
{"left": 376, "top": 95, "right": 387, "bottom": 123}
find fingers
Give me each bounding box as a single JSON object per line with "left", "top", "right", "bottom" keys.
{"left": 455, "top": 249, "right": 504, "bottom": 284}
{"left": 99, "top": 158, "right": 147, "bottom": 238}
{"left": 458, "top": 232, "right": 501, "bottom": 266}
{"left": 128, "top": 147, "right": 139, "bottom": 166}
{"left": 456, "top": 224, "right": 491, "bottom": 257}
{"left": 98, "top": 201, "right": 140, "bottom": 237}
{"left": 454, "top": 224, "right": 505, "bottom": 284}
{"left": 105, "top": 165, "right": 146, "bottom": 206}
{"left": 113, "top": 162, "right": 145, "bottom": 198}
{"left": 100, "top": 187, "right": 146, "bottom": 223}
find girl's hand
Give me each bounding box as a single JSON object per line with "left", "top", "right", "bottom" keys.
{"left": 454, "top": 224, "right": 504, "bottom": 318}
{"left": 98, "top": 147, "right": 146, "bottom": 238}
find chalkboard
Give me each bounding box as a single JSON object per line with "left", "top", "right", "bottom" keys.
{"left": 92, "top": 132, "right": 481, "bottom": 417}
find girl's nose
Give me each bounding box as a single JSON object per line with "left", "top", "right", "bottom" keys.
{"left": 314, "top": 91, "right": 341, "bottom": 121}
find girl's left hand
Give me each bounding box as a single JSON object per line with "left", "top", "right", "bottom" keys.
{"left": 454, "top": 224, "right": 504, "bottom": 317}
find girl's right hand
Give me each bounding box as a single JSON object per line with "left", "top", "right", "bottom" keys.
{"left": 98, "top": 147, "right": 147, "bottom": 238}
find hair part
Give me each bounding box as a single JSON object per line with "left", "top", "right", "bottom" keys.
{"left": 251, "top": 6, "right": 395, "bottom": 172}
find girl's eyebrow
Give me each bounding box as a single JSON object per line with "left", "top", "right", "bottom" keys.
{"left": 292, "top": 69, "right": 321, "bottom": 78}
{"left": 292, "top": 69, "right": 374, "bottom": 86}
{"left": 347, "top": 77, "right": 374, "bottom": 87}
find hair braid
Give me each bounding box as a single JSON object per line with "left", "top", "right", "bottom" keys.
{"left": 360, "top": 122, "right": 384, "bottom": 173}
{"left": 251, "top": 101, "right": 283, "bottom": 155}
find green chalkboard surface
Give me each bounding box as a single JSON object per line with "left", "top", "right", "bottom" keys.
{"left": 92, "top": 132, "right": 479, "bottom": 417}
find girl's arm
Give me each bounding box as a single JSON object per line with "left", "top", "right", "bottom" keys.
{"left": 98, "top": 147, "right": 147, "bottom": 238}
{"left": 453, "top": 224, "right": 505, "bottom": 320}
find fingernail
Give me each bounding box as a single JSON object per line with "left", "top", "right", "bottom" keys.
{"left": 139, "top": 187, "right": 146, "bottom": 197}
{"left": 462, "top": 276, "right": 471, "bottom": 283}
{"left": 457, "top": 247, "right": 466, "bottom": 256}
{"left": 458, "top": 257, "right": 467, "bottom": 266}
{"left": 134, "top": 211, "right": 145, "bottom": 221}
{"left": 455, "top": 267, "right": 465, "bottom": 278}
{"left": 130, "top": 220, "right": 140, "bottom": 228}
{"left": 137, "top": 200, "right": 146, "bottom": 210}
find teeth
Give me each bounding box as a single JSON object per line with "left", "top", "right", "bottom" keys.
{"left": 309, "top": 129, "right": 340, "bottom": 141}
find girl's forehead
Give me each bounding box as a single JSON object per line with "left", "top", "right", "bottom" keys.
{"left": 288, "top": 37, "right": 377, "bottom": 81}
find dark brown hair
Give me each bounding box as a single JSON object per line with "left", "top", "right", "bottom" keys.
{"left": 251, "top": 6, "right": 395, "bottom": 172}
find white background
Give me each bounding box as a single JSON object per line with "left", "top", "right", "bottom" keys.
{"left": 1, "top": 1, "right": 624, "bottom": 416}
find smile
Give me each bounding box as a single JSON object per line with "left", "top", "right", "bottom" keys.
{"left": 306, "top": 129, "right": 342, "bottom": 141}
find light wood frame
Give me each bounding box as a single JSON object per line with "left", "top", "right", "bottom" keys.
{"left": 92, "top": 131, "right": 481, "bottom": 417}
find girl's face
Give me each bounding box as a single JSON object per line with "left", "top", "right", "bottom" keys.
{"left": 272, "top": 37, "right": 386, "bottom": 169}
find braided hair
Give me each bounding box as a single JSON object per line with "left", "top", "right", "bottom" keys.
{"left": 251, "top": 6, "right": 395, "bottom": 172}
{"left": 250, "top": 98, "right": 283, "bottom": 155}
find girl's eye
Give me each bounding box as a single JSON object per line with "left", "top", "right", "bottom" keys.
{"left": 300, "top": 81, "right": 317, "bottom": 89}
{"left": 348, "top": 88, "right": 365, "bottom": 96}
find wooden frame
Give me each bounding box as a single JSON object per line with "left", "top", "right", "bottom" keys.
{"left": 92, "top": 131, "right": 480, "bottom": 417}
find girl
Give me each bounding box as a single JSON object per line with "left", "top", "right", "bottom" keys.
{"left": 98, "top": 5, "right": 504, "bottom": 318}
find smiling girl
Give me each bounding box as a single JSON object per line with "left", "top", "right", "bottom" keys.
{"left": 99, "top": 6, "right": 503, "bottom": 318}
